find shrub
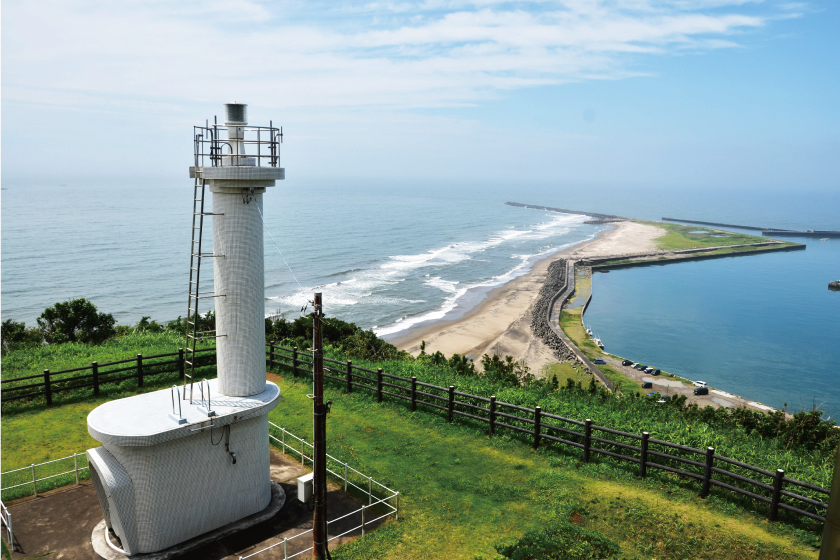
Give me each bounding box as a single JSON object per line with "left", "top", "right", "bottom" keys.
{"left": 36, "top": 298, "right": 115, "bottom": 344}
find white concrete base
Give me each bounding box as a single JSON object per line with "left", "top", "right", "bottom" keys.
{"left": 91, "top": 482, "right": 286, "bottom": 559}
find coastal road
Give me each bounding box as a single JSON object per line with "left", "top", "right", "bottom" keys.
{"left": 548, "top": 260, "right": 614, "bottom": 390}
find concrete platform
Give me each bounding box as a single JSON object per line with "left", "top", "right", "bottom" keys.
{"left": 90, "top": 483, "right": 286, "bottom": 559}
{"left": 6, "top": 449, "right": 387, "bottom": 560}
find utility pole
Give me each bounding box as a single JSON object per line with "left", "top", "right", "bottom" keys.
{"left": 312, "top": 293, "right": 327, "bottom": 559}
{"left": 819, "top": 445, "right": 840, "bottom": 560}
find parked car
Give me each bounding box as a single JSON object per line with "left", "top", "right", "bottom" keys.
{"left": 622, "top": 359, "right": 633, "bottom": 366}
{"left": 646, "top": 392, "right": 660, "bottom": 398}
{"left": 644, "top": 367, "right": 654, "bottom": 374}
{"left": 642, "top": 382, "right": 653, "bottom": 389}
{"left": 593, "top": 358, "right": 606, "bottom": 364}
{"left": 652, "top": 369, "right": 661, "bottom": 376}
{"left": 694, "top": 387, "right": 709, "bottom": 396}
{"left": 634, "top": 364, "right": 645, "bottom": 370}
{"left": 693, "top": 381, "right": 707, "bottom": 388}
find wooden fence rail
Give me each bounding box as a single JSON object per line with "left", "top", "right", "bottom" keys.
{"left": 266, "top": 343, "right": 830, "bottom": 526}
{"left": 1, "top": 347, "right": 215, "bottom": 404}
{"left": 2, "top": 342, "right": 830, "bottom": 526}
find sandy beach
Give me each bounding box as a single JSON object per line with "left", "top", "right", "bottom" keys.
{"left": 390, "top": 220, "right": 664, "bottom": 373}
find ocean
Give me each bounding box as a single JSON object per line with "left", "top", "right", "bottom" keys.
{"left": 1, "top": 178, "right": 837, "bottom": 414}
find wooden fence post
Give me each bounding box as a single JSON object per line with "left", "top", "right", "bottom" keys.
{"left": 533, "top": 406, "right": 542, "bottom": 449}
{"left": 377, "top": 369, "right": 383, "bottom": 403}
{"left": 410, "top": 377, "right": 417, "bottom": 411}
{"left": 639, "top": 432, "right": 649, "bottom": 478}
{"left": 489, "top": 396, "right": 496, "bottom": 437}
{"left": 769, "top": 469, "right": 785, "bottom": 521}
{"left": 178, "top": 348, "right": 184, "bottom": 380}
{"left": 448, "top": 386, "right": 455, "bottom": 423}
{"left": 269, "top": 342, "right": 275, "bottom": 370}
{"left": 137, "top": 354, "right": 143, "bottom": 387}
{"left": 44, "top": 369, "right": 52, "bottom": 406}
{"left": 346, "top": 361, "right": 353, "bottom": 393}
{"left": 701, "top": 447, "right": 715, "bottom": 498}
{"left": 292, "top": 347, "right": 299, "bottom": 377}
{"left": 583, "top": 419, "right": 592, "bottom": 463}
{"left": 92, "top": 362, "right": 99, "bottom": 397}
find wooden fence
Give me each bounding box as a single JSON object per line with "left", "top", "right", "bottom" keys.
{"left": 0, "top": 347, "right": 215, "bottom": 404}
{"left": 266, "top": 343, "right": 830, "bottom": 525}
{"left": 1, "top": 342, "right": 830, "bottom": 525}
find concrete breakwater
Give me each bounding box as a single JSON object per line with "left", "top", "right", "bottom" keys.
{"left": 663, "top": 217, "right": 840, "bottom": 238}
{"left": 506, "top": 201, "right": 627, "bottom": 221}
{"left": 530, "top": 259, "right": 578, "bottom": 364}
{"left": 583, "top": 243, "right": 805, "bottom": 270}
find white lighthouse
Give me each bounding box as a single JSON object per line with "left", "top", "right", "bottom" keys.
{"left": 86, "top": 103, "right": 285, "bottom": 556}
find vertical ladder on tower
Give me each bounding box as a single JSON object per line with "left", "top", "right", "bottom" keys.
{"left": 184, "top": 169, "right": 224, "bottom": 400}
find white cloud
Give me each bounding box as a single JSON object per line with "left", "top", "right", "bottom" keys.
{"left": 1, "top": 0, "right": 782, "bottom": 112}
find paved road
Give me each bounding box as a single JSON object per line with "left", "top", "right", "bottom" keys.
{"left": 547, "top": 260, "right": 614, "bottom": 391}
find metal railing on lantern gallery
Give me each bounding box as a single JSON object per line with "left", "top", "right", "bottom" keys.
{"left": 265, "top": 343, "right": 831, "bottom": 525}
{"left": 244, "top": 422, "right": 400, "bottom": 560}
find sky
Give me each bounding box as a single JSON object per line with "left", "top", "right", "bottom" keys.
{"left": 2, "top": 0, "right": 839, "bottom": 190}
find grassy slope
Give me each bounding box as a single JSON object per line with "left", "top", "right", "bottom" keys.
{"left": 3, "top": 373, "right": 817, "bottom": 558}
{"left": 274, "top": 374, "right": 819, "bottom": 559}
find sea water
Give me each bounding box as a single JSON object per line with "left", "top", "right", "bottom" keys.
{"left": 1, "top": 178, "right": 837, "bottom": 414}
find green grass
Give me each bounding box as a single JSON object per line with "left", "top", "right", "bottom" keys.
{"left": 1, "top": 330, "right": 216, "bottom": 413}
{"left": 540, "top": 362, "right": 589, "bottom": 387}
{"left": 639, "top": 221, "right": 769, "bottom": 250}
{"left": 268, "top": 374, "right": 820, "bottom": 559}
{"left": 0, "top": 366, "right": 827, "bottom": 558}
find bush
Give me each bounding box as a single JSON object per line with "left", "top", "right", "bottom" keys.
{"left": 494, "top": 523, "right": 620, "bottom": 560}
{"left": 36, "top": 298, "right": 116, "bottom": 344}
{"left": 1, "top": 319, "right": 43, "bottom": 352}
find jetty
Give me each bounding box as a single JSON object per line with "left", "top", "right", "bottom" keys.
{"left": 662, "top": 217, "right": 840, "bottom": 238}
{"left": 505, "top": 202, "right": 627, "bottom": 222}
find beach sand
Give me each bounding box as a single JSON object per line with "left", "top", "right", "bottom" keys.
{"left": 391, "top": 220, "right": 664, "bottom": 374}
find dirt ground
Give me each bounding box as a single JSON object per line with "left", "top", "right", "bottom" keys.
{"left": 6, "top": 448, "right": 387, "bottom": 559}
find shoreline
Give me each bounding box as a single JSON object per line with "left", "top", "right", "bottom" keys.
{"left": 389, "top": 221, "right": 663, "bottom": 372}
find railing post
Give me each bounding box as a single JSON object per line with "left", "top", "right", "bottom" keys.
{"left": 639, "top": 432, "right": 649, "bottom": 478}
{"left": 377, "top": 369, "right": 383, "bottom": 403}
{"left": 137, "top": 354, "right": 143, "bottom": 387}
{"left": 361, "top": 505, "right": 366, "bottom": 537}
{"left": 769, "top": 469, "right": 785, "bottom": 521}
{"left": 369, "top": 476, "right": 373, "bottom": 505}
{"left": 448, "top": 386, "right": 455, "bottom": 422}
{"left": 344, "top": 462, "right": 348, "bottom": 492}
{"left": 281, "top": 428, "right": 286, "bottom": 454}
{"left": 74, "top": 453, "right": 80, "bottom": 485}
{"left": 283, "top": 536, "right": 288, "bottom": 559}
{"left": 268, "top": 342, "right": 275, "bottom": 370}
{"left": 178, "top": 348, "right": 184, "bottom": 380}
{"left": 396, "top": 492, "right": 400, "bottom": 521}
{"left": 292, "top": 346, "right": 299, "bottom": 377}
{"left": 410, "top": 376, "right": 417, "bottom": 412}
{"left": 583, "top": 419, "right": 592, "bottom": 463}
{"left": 31, "top": 464, "right": 37, "bottom": 496}
{"left": 489, "top": 395, "right": 496, "bottom": 437}
{"left": 533, "top": 406, "right": 542, "bottom": 449}
{"left": 43, "top": 369, "right": 52, "bottom": 406}
{"left": 92, "top": 361, "right": 99, "bottom": 397}
{"left": 700, "top": 447, "right": 715, "bottom": 498}
{"left": 346, "top": 361, "right": 353, "bottom": 392}
{"left": 301, "top": 439, "right": 304, "bottom": 465}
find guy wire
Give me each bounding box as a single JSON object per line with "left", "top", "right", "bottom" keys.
{"left": 255, "top": 199, "right": 304, "bottom": 291}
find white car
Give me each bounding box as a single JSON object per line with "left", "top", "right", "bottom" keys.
{"left": 693, "top": 381, "right": 707, "bottom": 388}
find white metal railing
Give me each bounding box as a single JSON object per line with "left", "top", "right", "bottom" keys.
{"left": 242, "top": 423, "right": 401, "bottom": 559}
{"left": 1, "top": 452, "right": 87, "bottom": 497}
{"left": 1, "top": 499, "right": 12, "bottom": 550}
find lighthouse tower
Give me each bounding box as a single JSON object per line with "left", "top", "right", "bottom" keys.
{"left": 85, "top": 104, "right": 285, "bottom": 556}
